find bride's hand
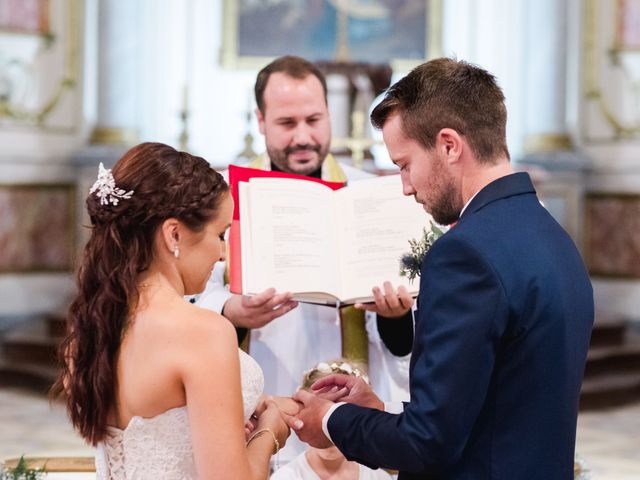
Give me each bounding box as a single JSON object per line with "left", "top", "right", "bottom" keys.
{"left": 252, "top": 394, "right": 269, "bottom": 417}
{"left": 244, "top": 415, "right": 258, "bottom": 440}
{"left": 271, "top": 396, "right": 301, "bottom": 417}
{"left": 315, "top": 385, "right": 349, "bottom": 402}
{"left": 256, "top": 397, "right": 290, "bottom": 449}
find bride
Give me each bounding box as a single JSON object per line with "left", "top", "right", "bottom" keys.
{"left": 52, "top": 142, "right": 290, "bottom": 479}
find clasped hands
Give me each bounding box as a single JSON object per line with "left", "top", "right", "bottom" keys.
{"left": 247, "top": 374, "right": 384, "bottom": 450}
{"left": 226, "top": 281, "right": 413, "bottom": 329}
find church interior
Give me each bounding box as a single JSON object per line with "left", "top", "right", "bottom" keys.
{"left": 1, "top": 0, "right": 640, "bottom": 478}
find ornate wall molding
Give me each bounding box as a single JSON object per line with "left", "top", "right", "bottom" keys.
{"left": 220, "top": 0, "right": 442, "bottom": 70}
{"left": 0, "top": 0, "right": 80, "bottom": 129}
{"left": 584, "top": 0, "right": 640, "bottom": 140}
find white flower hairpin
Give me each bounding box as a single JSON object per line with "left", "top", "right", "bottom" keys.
{"left": 89, "top": 162, "right": 134, "bottom": 206}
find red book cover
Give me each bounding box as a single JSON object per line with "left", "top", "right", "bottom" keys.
{"left": 227, "top": 165, "right": 345, "bottom": 294}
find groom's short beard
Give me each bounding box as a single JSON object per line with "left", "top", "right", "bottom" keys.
{"left": 430, "top": 187, "right": 461, "bottom": 226}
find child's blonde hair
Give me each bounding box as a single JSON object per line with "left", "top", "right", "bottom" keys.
{"left": 301, "top": 358, "right": 369, "bottom": 389}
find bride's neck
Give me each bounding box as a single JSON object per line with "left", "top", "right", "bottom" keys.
{"left": 137, "top": 270, "right": 184, "bottom": 296}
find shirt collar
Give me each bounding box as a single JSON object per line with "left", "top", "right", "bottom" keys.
{"left": 459, "top": 189, "right": 481, "bottom": 218}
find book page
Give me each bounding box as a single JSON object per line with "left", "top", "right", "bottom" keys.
{"left": 335, "top": 175, "right": 429, "bottom": 302}
{"left": 241, "top": 178, "right": 340, "bottom": 298}
{"left": 239, "top": 182, "right": 252, "bottom": 295}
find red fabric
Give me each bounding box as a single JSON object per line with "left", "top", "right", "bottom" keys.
{"left": 227, "top": 165, "right": 345, "bottom": 294}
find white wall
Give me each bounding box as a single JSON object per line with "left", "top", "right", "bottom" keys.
{"left": 442, "top": 0, "right": 527, "bottom": 159}
{"left": 137, "top": 0, "right": 533, "bottom": 167}
{"left": 3, "top": 0, "right": 639, "bottom": 323}
{"left": 136, "top": 0, "right": 263, "bottom": 168}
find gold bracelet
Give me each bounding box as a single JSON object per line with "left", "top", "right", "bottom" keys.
{"left": 246, "top": 428, "right": 279, "bottom": 455}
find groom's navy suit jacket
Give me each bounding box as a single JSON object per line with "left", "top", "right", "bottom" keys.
{"left": 328, "top": 173, "right": 594, "bottom": 479}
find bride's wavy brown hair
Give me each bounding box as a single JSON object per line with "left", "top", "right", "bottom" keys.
{"left": 51, "top": 142, "right": 229, "bottom": 445}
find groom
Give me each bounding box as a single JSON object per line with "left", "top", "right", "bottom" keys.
{"left": 288, "top": 58, "right": 594, "bottom": 479}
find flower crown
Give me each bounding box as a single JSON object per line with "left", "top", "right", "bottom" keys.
{"left": 304, "top": 360, "right": 369, "bottom": 384}
{"left": 89, "top": 162, "right": 134, "bottom": 206}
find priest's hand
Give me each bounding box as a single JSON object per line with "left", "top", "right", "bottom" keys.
{"left": 222, "top": 288, "right": 299, "bottom": 329}
{"left": 354, "top": 281, "right": 413, "bottom": 318}
{"left": 288, "top": 389, "right": 334, "bottom": 449}
{"left": 312, "top": 373, "right": 384, "bottom": 410}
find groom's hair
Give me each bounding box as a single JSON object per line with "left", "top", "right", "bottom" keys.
{"left": 301, "top": 358, "right": 369, "bottom": 390}
{"left": 371, "top": 57, "right": 510, "bottom": 164}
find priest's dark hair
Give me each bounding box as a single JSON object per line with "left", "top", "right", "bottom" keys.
{"left": 371, "top": 57, "right": 510, "bottom": 164}
{"left": 254, "top": 55, "right": 328, "bottom": 114}
{"left": 51, "top": 142, "right": 229, "bottom": 445}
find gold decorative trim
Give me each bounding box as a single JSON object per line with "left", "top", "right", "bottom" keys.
{"left": 220, "top": 0, "right": 442, "bottom": 70}
{"left": 392, "top": 0, "right": 443, "bottom": 71}
{"left": 523, "top": 133, "right": 574, "bottom": 153}
{"left": 2, "top": 457, "right": 95, "bottom": 473}
{"left": 583, "top": 0, "right": 640, "bottom": 139}
{"left": 0, "top": 0, "right": 81, "bottom": 126}
{"left": 90, "top": 127, "right": 139, "bottom": 146}
{"left": 220, "top": 0, "right": 239, "bottom": 69}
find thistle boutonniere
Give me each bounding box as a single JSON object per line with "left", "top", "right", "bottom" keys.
{"left": 399, "top": 220, "right": 446, "bottom": 283}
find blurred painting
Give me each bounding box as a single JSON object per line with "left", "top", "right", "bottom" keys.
{"left": 0, "top": 0, "right": 49, "bottom": 34}
{"left": 222, "top": 0, "right": 439, "bottom": 67}
{"left": 617, "top": 0, "right": 640, "bottom": 49}
{"left": 0, "top": 185, "right": 74, "bottom": 272}
{"left": 586, "top": 193, "right": 640, "bottom": 278}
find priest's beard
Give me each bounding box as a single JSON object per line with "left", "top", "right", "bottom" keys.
{"left": 267, "top": 142, "right": 330, "bottom": 176}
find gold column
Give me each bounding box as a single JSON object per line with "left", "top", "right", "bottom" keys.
{"left": 90, "top": 127, "right": 138, "bottom": 146}
{"left": 339, "top": 305, "right": 368, "bottom": 364}
{"left": 523, "top": 133, "right": 573, "bottom": 153}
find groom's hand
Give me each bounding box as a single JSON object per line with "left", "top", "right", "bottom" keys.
{"left": 312, "top": 374, "right": 384, "bottom": 410}
{"left": 354, "top": 281, "right": 413, "bottom": 318}
{"left": 288, "top": 389, "right": 334, "bottom": 449}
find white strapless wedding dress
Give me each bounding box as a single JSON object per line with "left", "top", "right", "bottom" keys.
{"left": 95, "top": 349, "right": 264, "bottom": 479}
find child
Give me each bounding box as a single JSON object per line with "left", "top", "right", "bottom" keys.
{"left": 271, "top": 359, "right": 393, "bottom": 480}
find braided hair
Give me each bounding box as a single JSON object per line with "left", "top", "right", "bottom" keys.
{"left": 52, "top": 142, "right": 229, "bottom": 445}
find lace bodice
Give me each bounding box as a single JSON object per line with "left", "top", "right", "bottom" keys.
{"left": 95, "top": 349, "right": 264, "bottom": 479}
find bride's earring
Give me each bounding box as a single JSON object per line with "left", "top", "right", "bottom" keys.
{"left": 174, "top": 246, "right": 180, "bottom": 259}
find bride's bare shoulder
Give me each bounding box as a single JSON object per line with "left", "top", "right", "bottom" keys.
{"left": 160, "top": 303, "right": 239, "bottom": 380}
{"left": 170, "top": 301, "right": 236, "bottom": 350}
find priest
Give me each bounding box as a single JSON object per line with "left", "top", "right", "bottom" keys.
{"left": 196, "top": 55, "right": 415, "bottom": 464}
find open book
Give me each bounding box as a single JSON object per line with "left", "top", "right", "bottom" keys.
{"left": 236, "top": 172, "right": 430, "bottom": 306}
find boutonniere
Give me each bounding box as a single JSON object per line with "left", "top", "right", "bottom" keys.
{"left": 399, "top": 220, "right": 447, "bottom": 283}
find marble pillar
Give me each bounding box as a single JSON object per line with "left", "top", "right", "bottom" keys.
{"left": 522, "top": 0, "right": 572, "bottom": 153}
{"left": 519, "top": 0, "right": 590, "bottom": 249}
{"left": 89, "top": 0, "right": 140, "bottom": 145}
